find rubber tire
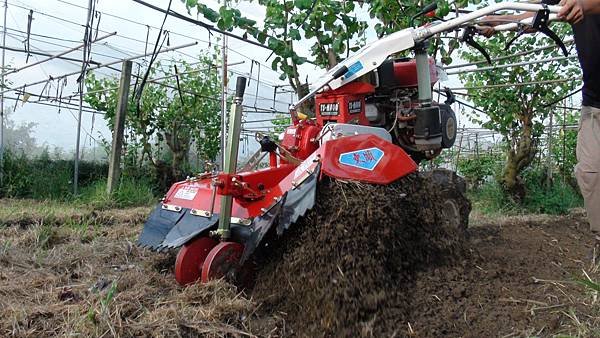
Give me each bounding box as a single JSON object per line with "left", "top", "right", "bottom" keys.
{"left": 439, "top": 104, "right": 457, "bottom": 149}
{"left": 422, "top": 169, "right": 471, "bottom": 235}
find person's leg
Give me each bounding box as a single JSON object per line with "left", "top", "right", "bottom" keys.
{"left": 575, "top": 165, "right": 600, "bottom": 233}
{"left": 575, "top": 106, "right": 600, "bottom": 236}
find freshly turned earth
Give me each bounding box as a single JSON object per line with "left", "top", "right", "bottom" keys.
{"left": 1, "top": 177, "right": 599, "bottom": 337}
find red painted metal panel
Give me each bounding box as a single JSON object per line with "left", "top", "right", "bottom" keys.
{"left": 315, "top": 82, "right": 374, "bottom": 126}
{"left": 162, "top": 164, "right": 297, "bottom": 219}
{"left": 319, "top": 134, "right": 417, "bottom": 185}
{"left": 392, "top": 58, "right": 438, "bottom": 88}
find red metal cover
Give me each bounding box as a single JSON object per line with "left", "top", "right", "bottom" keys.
{"left": 315, "top": 82, "right": 374, "bottom": 126}
{"left": 392, "top": 58, "right": 438, "bottom": 88}
{"left": 319, "top": 134, "right": 417, "bottom": 185}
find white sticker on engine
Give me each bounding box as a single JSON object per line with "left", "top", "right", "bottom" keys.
{"left": 174, "top": 186, "right": 198, "bottom": 200}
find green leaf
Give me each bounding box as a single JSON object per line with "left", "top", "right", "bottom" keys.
{"left": 289, "top": 28, "right": 301, "bottom": 40}
{"left": 197, "top": 4, "right": 219, "bottom": 22}
{"left": 271, "top": 56, "right": 281, "bottom": 71}
{"left": 291, "top": 54, "right": 307, "bottom": 65}
{"left": 294, "top": 0, "right": 312, "bottom": 10}
{"left": 185, "top": 0, "right": 198, "bottom": 8}
{"left": 219, "top": 7, "right": 235, "bottom": 30}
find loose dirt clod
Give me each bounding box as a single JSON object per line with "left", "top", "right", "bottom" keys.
{"left": 1, "top": 176, "right": 598, "bottom": 337}
{"left": 252, "top": 173, "right": 470, "bottom": 336}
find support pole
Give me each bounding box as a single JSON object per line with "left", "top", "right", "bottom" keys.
{"left": 0, "top": 0, "right": 7, "bottom": 186}
{"left": 219, "top": 31, "right": 228, "bottom": 169}
{"left": 107, "top": 61, "right": 132, "bottom": 195}
{"left": 455, "top": 130, "right": 464, "bottom": 171}
{"left": 74, "top": 82, "right": 83, "bottom": 194}
{"left": 217, "top": 77, "right": 246, "bottom": 240}
{"left": 546, "top": 111, "right": 554, "bottom": 186}
{"left": 74, "top": 0, "right": 93, "bottom": 195}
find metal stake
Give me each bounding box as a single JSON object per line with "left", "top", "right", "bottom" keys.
{"left": 217, "top": 77, "right": 247, "bottom": 240}
{"left": 219, "top": 32, "right": 228, "bottom": 169}
{"left": 0, "top": 0, "right": 7, "bottom": 186}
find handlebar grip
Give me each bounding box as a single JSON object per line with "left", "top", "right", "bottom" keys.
{"left": 235, "top": 77, "right": 247, "bottom": 98}
{"left": 332, "top": 65, "right": 348, "bottom": 79}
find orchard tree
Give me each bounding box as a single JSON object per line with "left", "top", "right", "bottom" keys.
{"left": 85, "top": 52, "right": 222, "bottom": 187}
{"left": 552, "top": 108, "right": 578, "bottom": 181}
{"left": 459, "top": 23, "right": 580, "bottom": 199}
{"left": 182, "top": 0, "right": 474, "bottom": 102}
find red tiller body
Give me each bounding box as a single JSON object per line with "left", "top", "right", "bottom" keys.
{"left": 315, "top": 82, "right": 374, "bottom": 126}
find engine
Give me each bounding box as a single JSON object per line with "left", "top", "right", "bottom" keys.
{"left": 312, "top": 57, "right": 457, "bottom": 162}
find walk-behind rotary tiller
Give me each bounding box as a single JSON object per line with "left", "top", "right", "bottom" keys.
{"left": 138, "top": 2, "right": 567, "bottom": 285}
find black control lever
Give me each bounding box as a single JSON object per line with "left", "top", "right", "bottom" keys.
{"left": 461, "top": 26, "right": 492, "bottom": 65}
{"left": 410, "top": 2, "right": 438, "bottom": 27}
{"left": 443, "top": 87, "right": 456, "bottom": 105}
{"left": 504, "top": 5, "right": 568, "bottom": 57}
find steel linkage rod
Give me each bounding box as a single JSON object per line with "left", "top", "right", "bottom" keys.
{"left": 1, "top": 31, "right": 116, "bottom": 77}
{"left": 0, "top": 41, "right": 198, "bottom": 96}
{"left": 448, "top": 77, "right": 578, "bottom": 91}
{"left": 443, "top": 39, "right": 574, "bottom": 70}
{"left": 445, "top": 55, "right": 578, "bottom": 75}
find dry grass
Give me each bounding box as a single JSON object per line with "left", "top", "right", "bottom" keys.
{"left": 2, "top": 199, "right": 598, "bottom": 337}
{"left": 0, "top": 201, "right": 271, "bottom": 338}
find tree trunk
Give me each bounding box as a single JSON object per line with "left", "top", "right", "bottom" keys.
{"left": 501, "top": 118, "right": 536, "bottom": 201}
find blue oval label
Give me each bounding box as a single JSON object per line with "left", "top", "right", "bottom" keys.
{"left": 339, "top": 147, "right": 384, "bottom": 171}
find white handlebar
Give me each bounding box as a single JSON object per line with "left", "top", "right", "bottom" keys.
{"left": 413, "top": 3, "right": 561, "bottom": 41}
{"left": 290, "top": 2, "right": 563, "bottom": 110}
{"left": 491, "top": 13, "right": 559, "bottom": 31}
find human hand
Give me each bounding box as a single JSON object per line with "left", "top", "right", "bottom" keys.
{"left": 478, "top": 26, "right": 496, "bottom": 38}
{"left": 476, "top": 16, "right": 501, "bottom": 38}
{"left": 559, "top": 0, "right": 585, "bottom": 24}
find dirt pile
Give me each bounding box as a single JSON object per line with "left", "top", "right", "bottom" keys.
{"left": 252, "top": 173, "right": 471, "bottom": 336}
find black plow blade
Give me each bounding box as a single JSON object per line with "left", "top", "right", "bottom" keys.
{"left": 137, "top": 203, "right": 218, "bottom": 251}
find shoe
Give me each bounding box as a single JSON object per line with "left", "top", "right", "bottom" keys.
{"left": 590, "top": 232, "right": 600, "bottom": 263}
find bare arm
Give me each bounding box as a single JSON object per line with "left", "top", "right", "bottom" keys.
{"left": 582, "top": 0, "right": 600, "bottom": 13}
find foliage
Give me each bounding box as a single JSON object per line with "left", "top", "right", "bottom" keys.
{"left": 2, "top": 111, "right": 37, "bottom": 152}
{"left": 457, "top": 150, "right": 503, "bottom": 188}
{"left": 0, "top": 149, "right": 107, "bottom": 199}
{"left": 77, "top": 177, "right": 156, "bottom": 209}
{"left": 470, "top": 168, "right": 582, "bottom": 216}
{"left": 85, "top": 52, "right": 222, "bottom": 187}
{"left": 182, "top": 0, "right": 476, "bottom": 95}
{"left": 552, "top": 108, "right": 579, "bottom": 177}
{"left": 459, "top": 21, "right": 581, "bottom": 197}
{"left": 270, "top": 113, "right": 291, "bottom": 137}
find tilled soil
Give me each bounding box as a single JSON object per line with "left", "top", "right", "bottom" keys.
{"left": 1, "top": 180, "right": 599, "bottom": 337}
{"left": 252, "top": 173, "right": 470, "bottom": 337}
{"left": 407, "top": 213, "right": 600, "bottom": 337}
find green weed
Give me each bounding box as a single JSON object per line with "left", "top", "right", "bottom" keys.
{"left": 470, "top": 171, "right": 583, "bottom": 216}
{"left": 36, "top": 223, "right": 57, "bottom": 249}
{"left": 77, "top": 177, "right": 156, "bottom": 209}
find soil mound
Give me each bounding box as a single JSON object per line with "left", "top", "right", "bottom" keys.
{"left": 252, "top": 172, "right": 470, "bottom": 336}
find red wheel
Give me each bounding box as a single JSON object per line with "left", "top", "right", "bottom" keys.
{"left": 175, "top": 237, "right": 218, "bottom": 285}
{"left": 201, "top": 242, "right": 244, "bottom": 283}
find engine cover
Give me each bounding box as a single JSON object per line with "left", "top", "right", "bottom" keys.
{"left": 315, "top": 82, "right": 374, "bottom": 126}
{"left": 376, "top": 57, "right": 438, "bottom": 90}
{"left": 413, "top": 105, "right": 442, "bottom": 151}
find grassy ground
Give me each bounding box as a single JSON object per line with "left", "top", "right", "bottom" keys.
{"left": 0, "top": 196, "right": 598, "bottom": 337}
{"left": 468, "top": 177, "right": 583, "bottom": 217}
{"left": 0, "top": 199, "right": 261, "bottom": 337}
